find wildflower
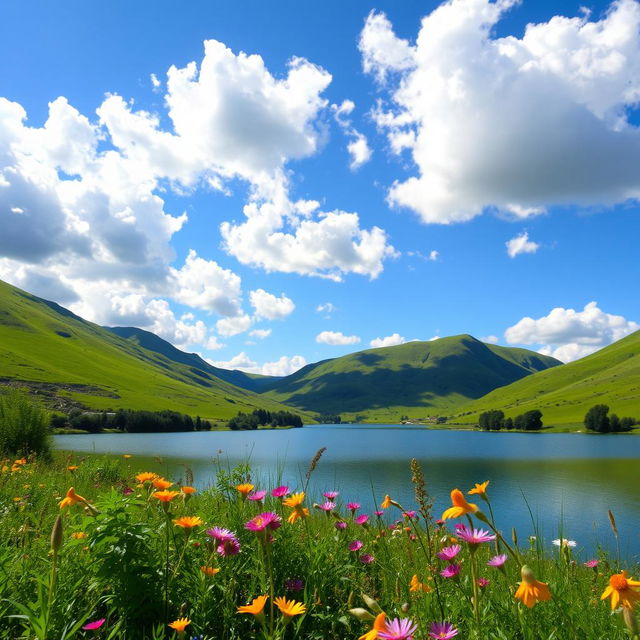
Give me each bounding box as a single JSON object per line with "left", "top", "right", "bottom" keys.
{"left": 122, "top": 487, "right": 133, "bottom": 496}
{"left": 316, "top": 501, "right": 335, "bottom": 512}
{"left": 152, "top": 477, "right": 173, "bottom": 490}
{"left": 428, "top": 622, "right": 458, "bottom": 639}
{"left": 601, "top": 571, "right": 640, "bottom": 610}
{"left": 71, "top": 532, "right": 87, "bottom": 539}
{"left": 347, "top": 502, "right": 361, "bottom": 513}
{"left": 67, "top": 465, "right": 79, "bottom": 472}
{"left": 381, "top": 495, "right": 392, "bottom": 509}
{"left": 514, "top": 565, "right": 552, "bottom": 608}
{"left": 245, "top": 512, "right": 282, "bottom": 532}
{"left": 274, "top": 596, "right": 306, "bottom": 617}
{"left": 375, "top": 510, "right": 384, "bottom": 517}
{"left": 207, "top": 527, "right": 241, "bottom": 556}
{"left": 181, "top": 486, "right": 196, "bottom": 495}
{"left": 437, "top": 545, "right": 462, "bottom": 562}
{"left": 82, "top": 618, "right": 106, "bottom": 630}
{"left": 285, "top": 578, "right": 305, "bottom": 591}
{"left": 378, "top": 617, "right": 418, "bottom": 640}
{"left": 441, "top": 489, "right": 478, "bottom": 520}
{"left": 477, "top": 578, "right": 490, "bottom": 587}
{"left": 468, "top": 481, "right": 489, "bottom": 496}
{"left": 455, "top": 524, "right": 496, "bottom": 546}
{"left": 272, "top": 485, "right": 289, "bottom": 498}
{"left": 487, "top": 554, "right": 508, "bottom": 568}
{"left": 200, "top": 566, "right": 220, "bottom": 576}
{"left": 323, "top": 490, "right": 339, "bottom": 500}
{"left": 236, "top": 483, "right": 254, "bottom": 496}
{"left": 355, "top": 514, "right": 369, "bottom": 525}
{"left": 237, "top": 594, "right": 268, "bottom": 616}
{"left": 283, "top": 492, "right": 310, "bottom": 523}
{"left": 248, "top": 490, "right": 267, "bottom": 502}
{"left": 552, "top": 538, "right": 576, "bottom": 548}
{"left": 440, "top": 564, "right": 461, "bottom": 579}
{"left": 168, "top": 617, "right": 190, "bottom": 633}
{"left": 360, "top": 553, "right": 375, "bottom": 564}
{"left": 584, "top": 559, "right": 599, "bottom": 568}
{"left": 122, "top": 454, "right": 132, "bottom": 458}
{"left": 173, "top": 516, "right": 203, "bottom": 529}
{"left": 152, "top": 490, "right": 180, "bottom": 503}
{"left": 135, "top": 472, "right": 158, "bottom": 483}
{"left": 358, "top": 613, "right": 386, "bottom": 640}
{"left": 335, "top": 521, "right": 348, "bottom": 530}
{"left": 409, "top": 574, "right": 431, "bottom": 593}
{"left": 349, "top": 540, "right": 364, "bottom": 552}
{"left": 59, "top": 487, "right": 89, "bottom": 509}
{"left": 403, "top": 510, "right": 418, "bottom": 520}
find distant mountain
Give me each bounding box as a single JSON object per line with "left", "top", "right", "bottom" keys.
{"left": 259, "top": 335, "right": 561, "bottom": 421}
{"left": 455, "top": 330, "right": 640, "bottom": 427}
{"left": 0, "top": 279, "right": 294, "bottom": 418}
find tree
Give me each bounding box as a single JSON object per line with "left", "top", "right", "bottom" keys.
{"left": 479, "top": 410, "right": 504, "bottom": 431}
{"left": 584, "top": 404, "right": 610, "bottom": 433}
{"left": 504, "top": 417, "right": 514, "bottom": 430}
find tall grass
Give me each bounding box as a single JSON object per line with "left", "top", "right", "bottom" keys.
{"left": 0, "top": 388, "right": 51, "bottom": 458}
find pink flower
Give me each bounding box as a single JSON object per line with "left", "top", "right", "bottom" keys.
{"left": 323, "top": 491, "right": 339, "bottom": 500}
{"left": 348, "top": 540, "right": 363, "bottom": 552}
{"left": 379, "top": 617, "right": 417, "bottom": 640}
{"left": 436, "top": 519, "right": 444, "bottom": 526}
{"left": 476, "top": 577, "right": 490, "bottom": 587}
{"left": 584, "top": 559, "right": 599, "bottom": 568}
{"left": 335, "top": 521, "right": 347, "bottom": 530}
{"left": 455, "top": 524, "right": 496, "bottom": 545}
{"left": 347, "top": 502, "right": 361, "bottom": 513}
{"left": 316, "top": 501, "right": 335, "bottom": 512}
{"left": 271, "top": 485, "right": 289, "bottom": 498}
{"left": 360, "top": 553, "right": 375, "bottom": 564}
{"left": 82, "top": 619, "right": 106, "bottom": 631}
{"left": 374, "top": 510, "right": 384, "bottom": 517}
{"left": 436, "top": 544, "right": 462, "bottom": 562}
{"left": 428, "top": 622, "right": 458, "bottom": 639}
{"left": 440, "top": 564, "right": 461, "bottom": 578}
{"left": 206, "top": 527, "right": 241, "bottom": 556}
{"left": 404, "top": 510, "right": 418, "bottom": 519}
{"left": 487, "top": 554, "right": 508, "bottom": 568}
{"left": 122, "top": 487, "right": 133, "bottom": 496}
{"left": 248, "top": 490, "right": 267, "bottom": 502}
{"left": 355, "top": 514, "right": 369, "bottom": 525}
{"left": 245, "top": 512, "right": 282, "bottom": 532}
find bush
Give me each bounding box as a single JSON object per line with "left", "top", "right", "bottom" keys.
{"left": 585, "top": 404, "right": 610, "bottom": 433}
{"left": 0, "top": 389, "right": 51, "bottom": 458}
{"left": 513, "top": 409, "right": 543, "bottom": 431}
{"left": 478, "top": 409, "right": 504, "bottom": 430}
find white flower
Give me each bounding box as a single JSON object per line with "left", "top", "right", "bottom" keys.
{"left": 552, "top": 538, "right": 577, "bottom": 548}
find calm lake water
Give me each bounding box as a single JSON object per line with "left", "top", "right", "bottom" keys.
{"left": 54, "top": 425, "right": 640, "bottom": 558}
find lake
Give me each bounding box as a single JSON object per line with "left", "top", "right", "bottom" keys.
{"left": 54, "top": 425, "right": 640, "bottom": 559}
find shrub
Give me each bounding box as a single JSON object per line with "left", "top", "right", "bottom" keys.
{"left": 0, "top": 389, "right": 51, "bottom": 458}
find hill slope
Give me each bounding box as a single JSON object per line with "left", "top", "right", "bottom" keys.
{"left": 0, "top": 280, "right": 294, "bottom": 419}
{"left": 260, "top": 335, "right": 561, "bottom": 421}
{"left": 454, "top": 330, "right": 640, "bottom": 427}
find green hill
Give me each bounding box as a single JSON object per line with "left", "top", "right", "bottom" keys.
{"left": 259, "top": 335, "right": 561, "bottom": 421}
{"left": 0, "top": 280, "right": 295, "bottom": 419}
{"left": 454, "top": 330, "right": 640, "bottom": 428}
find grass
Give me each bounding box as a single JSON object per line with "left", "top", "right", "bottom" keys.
{"left": 0, "top": 453, "right": 637, "bottom": 639}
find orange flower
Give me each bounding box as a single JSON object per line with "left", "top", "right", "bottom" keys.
{"left": 283, "top": 492, "right": 305, "bottom": 508}
{"left": 122, "top": 454, "right": 132, "bottom": 459}
{"left": 168, "top": 617, "right": 190, "bottom": 633}
{"left": 14, "top": 458, "right": 27, "bottom": 465}
{"left": 181, "top": 486, "right": 196, "bottom": 495}
{"left": 152, "top": 477, "right": 173, "bottom": 490}
{"left": 514, "top": 565, "right": 552, "bottom": 608}
{"left": 71, "top": 531, "right": 87, "bottom": 539}
{"left": 67, "top": 465, "right": 79, "bottom": 472}
{"left": 173, "top": 516, "right": 203, "bottom": 529}
{"left": 236, "top": 483, "right": 254, "bottom": 496}
{"left": 152, "top": 490, "right": 180, "bottom": 503}
{"left": 381, "top": 495, "right": 392, "bottom": 509}
{"left": 237, "top": 594, "right": 269, "bottom": 615}
{"left": 441, "top": 489, "right": 479, "bottom": 520}
{"left": 601, "top": 571, "right": 640, "bottom": 610}
{"left": 409, "top": 574, "right": 431, "bottom": 593}
{"left": 468, "top": 481, "right": 489, "bottom": 496}
{"left": 135, "top": 472, "right": 159, "bottom": 483}
{"left": 274, "top": 596, "right": 306, "bottom": 617}
{"left": 283, "top": 492, "right": 309, "bottom": 523}
{"left": 200, "top": 566, "right": 220, "bottom": 577}
{"left": 359, "top": 612, "right": 386, "bottom": 640}
{"left": 59, "top": 487, "right": 89, "bottom": 509}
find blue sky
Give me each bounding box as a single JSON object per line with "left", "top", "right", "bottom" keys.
{"left": 1, "top": 0, "right": 639, "bottom": 374}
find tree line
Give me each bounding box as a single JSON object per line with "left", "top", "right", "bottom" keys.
{"left": 478, "top": 409, "right": 543, "bottom": 431}
{"left": 584, "top": 404, "right": 636, "bottom": 433}
{"left": 228, "top": 409, "right": 303, "bottom": 430}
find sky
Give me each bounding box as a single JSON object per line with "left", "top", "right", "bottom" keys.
{"left": 1, "top": 0, "right": 640, "bottom": 375}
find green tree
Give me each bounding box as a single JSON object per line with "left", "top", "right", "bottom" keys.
{"left": 584, "top": 404, "right": 610, "bottom": 433}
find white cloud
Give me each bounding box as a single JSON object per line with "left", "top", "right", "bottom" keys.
{"left": 506, "top": 232, "right": 540, "bottom": 258}
{"left": 370, "top": 332, "right": 406, "bottom": 348}
{"left": 346, "top": 132, "right": 372, "bottom": 170}
{"left": 481, "top": 335, "right": 499, "bottom": 344}
{"left": 205, "top": 336, "right": 225, "bottom": 350}
{"left": 249, "top": 288, "right": 295, "bottom": 320}
{"left": 505, "top": 301, "right": 640, "bottom": 361}
{"left": 316, "top": 330, "right": 361, "bottom": 345}
{"left": 428, "top": 250, "right": 439, "bottom": 261}
{"left": 216, "top": 314, "right": 253, "bottom": 338}
{"left": 316, "top": 302, "right": 336, "bottom": 314}
{"left": 208, "top": 351, "right": 307, "bottom": 376}
{"left": 150, "top": 73, "right": 161, "bottom": 90}
{"left": 249, "top": 328, "right": 272, "bottom": 339}
{"left": 361, "top": 0, "right": 640, "bottom": 223}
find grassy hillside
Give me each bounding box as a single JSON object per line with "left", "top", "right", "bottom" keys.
{"left": 454, "top": 330, "right": 640, "bottom": 428}
{"left": 0, "top": 280, "right": 296, "bottom": 420}
{"left": 260, "top": 334, "right": 561, "bottom": 421}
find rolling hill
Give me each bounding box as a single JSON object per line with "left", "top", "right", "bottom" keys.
{"left": 0, "top": 279, "right": 295, "bottom": 419}
{"left": 454, "top": 330, "right": 640, "bottom": 427}
{"left": 259, "top": 335, "right": 561, "bottom": 421}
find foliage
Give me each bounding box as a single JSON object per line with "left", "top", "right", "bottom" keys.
{"left": 0, "top": 388, "right": 51, "bottom": 458}
{"left": 228, "top": 409, "right": 303, "bottom": 430}
{"left": 513, "top": 409, "right": 543, "bottom": 431}
{"left": 479, "top": 409, "right": 505, "bottom": 430}
{"left": 584, "top": 404, "right": 636, "bottom": 433}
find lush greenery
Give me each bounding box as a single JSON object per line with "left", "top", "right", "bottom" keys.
{"left": 457, "top": 330, "right": 640, "bottom": 428}
{"left": 478, "top": 409, "right": 543, "bottom": 431}
{"left": 0, "top": 389, "right": 51, "bottom": 457}
{"left": 227, "top": 409, "right": 303, "bottom": 430}
{"left": 584, "top": 404, "right": 637, "bottom": 433}
{"left": 0, "top": 453, "right": 637, "bottom": 639}
{"left": 260, "top": 335, "right": 560, "bottom": 422}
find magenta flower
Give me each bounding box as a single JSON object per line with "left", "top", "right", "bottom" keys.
{"left": 316, "top": 501, "right": 335, "bottom": 512}
{"left": 248, "top": 490, "right": 267, "bottom": 502}
{"left": 271, "top": 485, "right": 289, "bottom": 498}
{"left": 374, "top": 510, "right": 384, "bottom": 517}
{"left": 455, "top": 524, "right": 496, "bottom": 545}
{"left": 347, "top": 501, "right": 361, "bottom": 513}
{"left": 487, "top": 554, "right": 508, "bottom": 568}
{"left": 360, "top": 553, "right": 375, "bottom": 564}
{"left": 428, "top": 622, "right": 458, "bottom": 639}
{"left": 82, "top": 619, "right": 106, "bottom": 631}
{"left": 440, "top": 564, "right": 461, "bottom": 578}
{"left": 323, "top": 490, "right": 339, "bottom": 500}
{"left": 245, "top": 511, "right": 282, "bottom": 532}
{"left": 436, "top": 544, "right": 462, "bottom": 562}
{"left": 122, "top": 487, "right": 133, "bottom": 496}
{"left": 584, "top": 559, "right": 599, "bottom": 568}
{"left": 206, "top": 527, "right": 241, "bottom": 556}
{"left": 355, "top": 514, "right": 369, "bottom": 525}
{"left": 404, "top": 510, "right": 418, "bottom": 519}
{"left": 335, "top": 521, "right": 347, "bottom": 530}
{"left": 348, "top": 540, "right": 364, "bottom": 552}
{"left": 379, "top": 617, "right": 417, "bottom": 640}
{"left": 476, "top": 577, "right": 490, "bottom": 587}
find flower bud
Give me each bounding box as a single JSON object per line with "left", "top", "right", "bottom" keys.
{"left": 511, "top": 527, "right": 518, "bottom": 546}
{"left": 50, "top": 515, "right": 63, "bottom": 554}
{"left": 361, "top": 593, "right": 383, "bottom": 614}
{"left": 401, "top": 602, "right": 410, "bottom": 613}
{"left": 348, "top": 608, "right": 375, "bottom": 622}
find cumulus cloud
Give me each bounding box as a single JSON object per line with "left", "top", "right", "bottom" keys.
{"left": 332, "top": 100, "right": 373, "bottom": 170}
{"left": 316, "top": 330, "right": 361, "bottom": 345}
{"left": 249, "top": 328, "right": 272, "bottom": 339}
{"left": 361, "top": 0, "right": 640, "bottom": 223}
{"left": 209, "top": 352, "right": 307, "bottom": 376}
{"left": 216, "top": 314, "right": 253, "bottom": 338}
{"left": 506, "top": 232, "right": 540, "bottom": 258}
{"left": 370, "top": 332, "right": 406, "bottom": 348}
{"left": 481, "top": 335, "right": 499, "bottom": 344}
{"left": 505, "top": 301, "right": 640, "bottom": 361}
{"left": 249, "top": 288, "right": 295, "bottom": 320}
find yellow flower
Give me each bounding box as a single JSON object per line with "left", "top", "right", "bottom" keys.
{"left": 13, "top": 496, "right": 22, "bottom": 502}
{"left": 468, "top": 481, "right": 489, "bottom": 496}
{"left": 236, "top": 483, "right": 254, "bottom": 496}
{"left": 283, "top": 492, "right": 305, "bottom": 507}
{"left": 135, "top": 472, "right": 159, "bottom": 484}
{"left": 152, "top": 477, "right": 173, "bottom": 490}
{"left": 14, "top": 458, "right": 27, "bottom": 465}
{"left": 237, "top": 594, "right": 268, "bottom": 615}
{"left": 274, "top": 596, "right": 306, "bottom": 617}
{"left": 283, "top": 492, "right": 309, "bottom": 523}
{"left": 441, "top": 489, "right": 479, "bottom": 520}
{"left": 181, "top": 486, "right": 197, "bottom": 495}
{"left": 200, "top": 566, "right": 220, "bottom": 577}
{"left": 168, "top": 617, "right": 190, "bottom": 633}
{"left": 173, "top": 516, "right": 203, "bottom": 529}
{"left": 381, "top": 495, "right": 392, "bottom": 509}
{"left": 409, "top": 574, "right": 431, "bottom": 593}
{"left": 122, "top": 454, "right": 132, "bottom": 459}
{"left": 59, "top": 487, "right": 89, "bottom": 509}
{"left": 359, "top": 612, "right": 386, "bottom": 640}
{"left": 71, "top": 532, "right": 87, "bottom": 539}
{"left": 601, "top": 571, "right": 640, "bottom": 610}
{"left": 152, "top": 490, "right": 180, "bottom": 503}
{"left": 514, "top": 565, "right": 552, "bottom": 608}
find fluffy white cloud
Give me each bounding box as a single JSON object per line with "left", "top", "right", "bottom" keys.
{"left": 208, "top": 351, "right": 307, "bottom": 376}
{"left": 316, "top": 302, "right": 336, "bottom": 314}
{"left": 249, "top": 288, "right": 295, "bottom": 320}
{"left": 481, "top": 335, "right": 499, "bottom": 344}
{"left": 370, "top": 332, "right": 406, "bottom": 348}
{"left": 332, "top": 100, "right": 373, "bottom": 170}
{"left": 506, "top": 232, "right": 540, "bottom": 258}
{"left": 361, "top": 0, "right": 640, "bottom": 223}
{"left": 216, "top": 314, "right": 253, "bottom": 337}
{"left": 249, "top": 328, "right": 272, "bottom": 339}
{"left": 316, "top": 330, "right": 361, "bottom": 345}
{"left": 505, "top": 301, "right": 640, "bottom": 361}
